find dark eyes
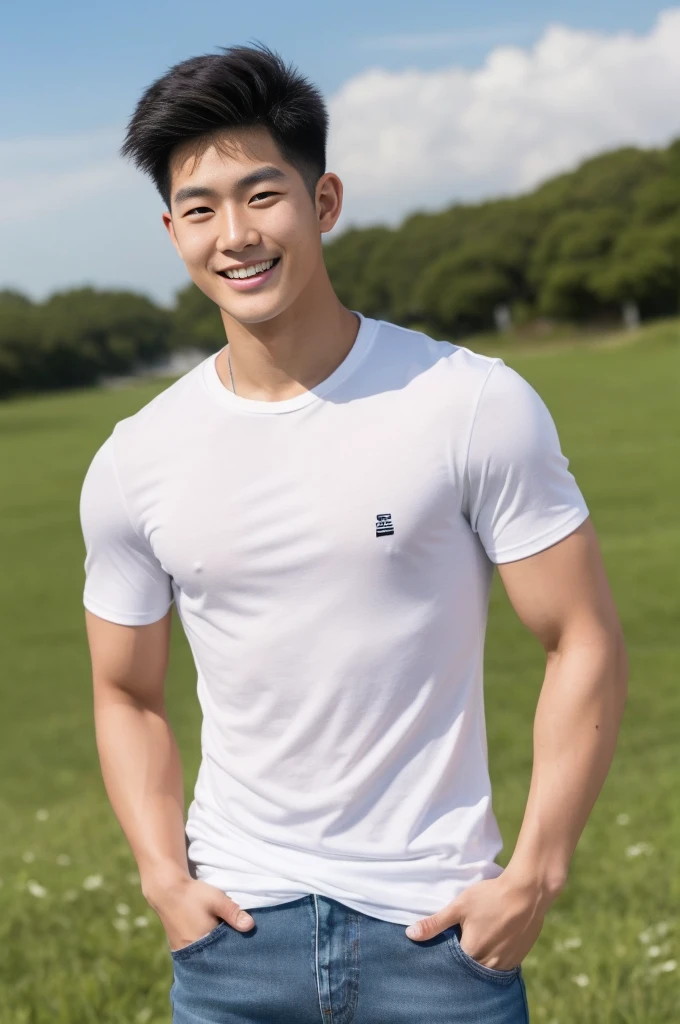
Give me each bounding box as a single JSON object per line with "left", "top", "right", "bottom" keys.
{"left": 185, "top": 192, "right": 279, "bottom": 216}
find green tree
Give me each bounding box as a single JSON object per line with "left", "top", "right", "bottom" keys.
{"left": 0, "top": 293, "right": 42, "bottom": 397}
{"left": 172, "top": 282, "right": 226, "bottom": 351}
{"left": 36, "top": 288, "right": 173, "bottom": 388}
{"left": 530, "top": 208, "right": 626, "bottom": 319}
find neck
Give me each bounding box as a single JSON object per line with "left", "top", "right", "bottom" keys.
{"left": 217, "top": 264, "right": 360, "bottom": 402}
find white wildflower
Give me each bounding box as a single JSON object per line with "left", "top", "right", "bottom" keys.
{"left": 63, "top": 889, "right": 78, "bottom": 902}
{"left": 564, "top": 937, "right": 582, "bottom": 949}
{"left": 650, "top": 959, "right": 677, "bottom": 977}
{"left": 35, "top": 809, "right": 49, "bottom": 821}
{"left": 27, "top": 880, "right": 47, "bottom": 898}
{"left": 113, "top": 917, "right": 130, "bottom": 932}
{"left": 648, "top": 945, "right": 662, "bottom": 958}
{"left": 134, "top": 916, "right": 149, "bottom": 928}
{"left": 22, "top": 851, "right": 35, "bottom": 863}
{"left": 639, "top": 928, "right": 653, "bottom": 945}
{"left": 573, "top": 973, "right": 590, "bottom": 987}
{"left": 136, "top": 1009, "right": 152, "bottom": 1024}
{"left": 116, "top": 902, "right": 130, "bottom": 916}
{"left": 616, "top": 813, "right": 630, "bottom": 825}
{"left": 626, "top": 842, "right": 654, "bottom": 858}
{"left": 83, "top": 874, "right": 103, "bottom": 890}
{"left": 56, "top": 854, "right": 71, "bottom": 867}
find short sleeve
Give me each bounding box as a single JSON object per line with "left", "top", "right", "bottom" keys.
{"left": 464, "top": 360, "right": 589, "bottom": 564}
{"left": 79, "top": 434, "right": 174, "bottom": 625}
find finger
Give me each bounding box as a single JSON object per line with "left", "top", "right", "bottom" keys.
{"left": 220, "top": 897, "right": 255, "bottom": 932}
{"left": 406, "top": 908, "right": 458, "bottom": 942}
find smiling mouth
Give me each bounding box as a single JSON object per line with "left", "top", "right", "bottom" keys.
{"left": 218, "top": 257, "right": 281, "bottom": 280}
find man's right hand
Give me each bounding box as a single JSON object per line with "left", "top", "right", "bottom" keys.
{"left": 144, "top": 874, "right": 255, "bottom": 952}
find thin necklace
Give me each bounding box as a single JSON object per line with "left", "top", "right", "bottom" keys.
{"left": 227, "top": 346, "right": 236, "bottom": 395}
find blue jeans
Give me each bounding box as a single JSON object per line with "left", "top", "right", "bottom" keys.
{"left": 170, "top": 894, "right": 530, "bottom": 1023}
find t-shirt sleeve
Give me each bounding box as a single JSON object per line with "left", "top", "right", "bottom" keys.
{"left": 463, "top": 359, "right": 589, "bottom": 564}
{"left": 79, "top": 433, "right": 174, "bottom": 625}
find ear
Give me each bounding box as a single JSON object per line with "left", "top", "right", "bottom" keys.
{"left": 316, "top": 172, "right": 344, "bottom": 235}
{"left": 161, "top": 210, "right": 183, "bottom": 258}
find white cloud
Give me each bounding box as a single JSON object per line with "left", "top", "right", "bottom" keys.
{"left": 329, "top": 8, "right": 680, "bottom": 230}
{"left": 0, "top": 128, "right": 134, "bottom": 223}
{"left": 2, "top": 10, "right": 680, "bottom": 303}
{"left": 0, "top": 166, "right": 130, "bottom": 225}
{"left": 0, "top": 127, "right": 188, "bottom": 305}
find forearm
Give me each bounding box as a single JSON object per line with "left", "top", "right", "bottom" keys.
{"left": 504, "top": 632, "right": 628, "bottom": 902}
{"left": 93, "top": 687, "right": 190, "bottom": 899}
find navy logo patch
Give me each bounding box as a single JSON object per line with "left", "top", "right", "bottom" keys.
{"left": 376, "top": 513, "right": 394, "bottom": 537}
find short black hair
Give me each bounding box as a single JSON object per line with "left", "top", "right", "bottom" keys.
{"left": 120, "top": 42, "right": 328, "bottom": 209}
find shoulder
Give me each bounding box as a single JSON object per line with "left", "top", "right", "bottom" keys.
{"left": 78, "top": 356, "right": 214, "bottom": 504}
{"left": 372, "top": 317, "right": 499, "bottom": 374}
{"left": 370, "top": 317, "right": 501, "bottom": 388}
{"left": 110, "top": 356, "right": 211, "bottom": 455}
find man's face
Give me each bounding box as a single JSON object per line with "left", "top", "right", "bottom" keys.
{"left": 162, "top": 127, "right": 340, "bottom": 325}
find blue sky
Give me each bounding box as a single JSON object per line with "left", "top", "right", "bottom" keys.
{"left": 1, "top": 0, "right": 661, "bottom": 136}
{"left": 1, "top": 1, "right": 675, "bottom": 306}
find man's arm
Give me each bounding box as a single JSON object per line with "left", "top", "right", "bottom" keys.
{"left": 406, "top": 518, "right": 628, "bottom": 964}
{"left": 84, "top": 608, "right": 255, "bottom": 949}
{"left": 498, "top": 516, "right": 628, "bottom": 899}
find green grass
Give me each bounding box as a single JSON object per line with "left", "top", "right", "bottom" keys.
{"left": 0, "top": 320, "right": 678, "bottom": 1022}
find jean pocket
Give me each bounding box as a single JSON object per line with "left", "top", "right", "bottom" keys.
{"left": 170, "top": 920, "right": 229, "bottom": 962}
{"left": 446, "top": 924, "right": 521, "bottom": 985}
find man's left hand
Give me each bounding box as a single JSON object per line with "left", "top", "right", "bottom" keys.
{"left": 404, "top": 873, "right": 548, "bottom": 971}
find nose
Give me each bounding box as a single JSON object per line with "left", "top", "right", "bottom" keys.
{"left": 215, "top": 202, "right": 260, "bottom": 254}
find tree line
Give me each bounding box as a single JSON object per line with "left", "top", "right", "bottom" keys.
{"left": 1, "top": 137, "right": 678, "bottom": 399}
{"left": 323, "top": 139, "right": 680, "bottom": 336}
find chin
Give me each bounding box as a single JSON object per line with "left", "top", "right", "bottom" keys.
{"left": 221, "top": 303, "right": 286, "bottom": 326}
{"left": 219, "top": 290, "right": 301, "bottom": 326}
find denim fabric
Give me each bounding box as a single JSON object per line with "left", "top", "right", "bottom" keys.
{"left": 169, "top": 894, "right": 530, "bottom": 1023}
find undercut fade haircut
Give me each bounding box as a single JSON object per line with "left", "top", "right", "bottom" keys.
{"left": 120, "top": 42, "right": 328, "bottom": 209}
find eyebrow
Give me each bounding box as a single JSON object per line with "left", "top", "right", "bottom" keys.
{"left": 172, "top": 166, "right": 287, "bottom": 207}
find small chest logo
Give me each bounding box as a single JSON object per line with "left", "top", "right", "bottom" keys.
{"left": 376, "top": 512, "right": 394, "bottom": 537}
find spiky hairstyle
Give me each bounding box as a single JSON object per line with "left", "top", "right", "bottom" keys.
{"left": 120, "top": 42, "right": 328, "bottom": 209}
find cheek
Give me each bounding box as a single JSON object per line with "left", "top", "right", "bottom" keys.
{"left": 177, "top": 230, "right": 213, "bottom": 267}
{"left": 267, "top": 204, "right": 317, "bottom": 261}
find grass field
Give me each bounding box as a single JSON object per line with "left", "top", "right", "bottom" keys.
{"left": 0, "top": 319, "right": 678, "bottom": 1023}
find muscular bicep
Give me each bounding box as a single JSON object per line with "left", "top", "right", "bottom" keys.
{"left": 497, "top": 518, "right": 624, "bottom": 653}
{"left": 85, "top": 607, "right": 172, "bottom": 709}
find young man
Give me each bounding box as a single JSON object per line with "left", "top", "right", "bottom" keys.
{"left": 79, "top": 44, "right": 627, "bottom": 1024}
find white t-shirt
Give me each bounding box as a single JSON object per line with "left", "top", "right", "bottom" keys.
{"left": 79, "top": 313, "right": 589, "bottom": 926}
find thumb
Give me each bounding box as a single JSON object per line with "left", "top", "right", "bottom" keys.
{"left": 405, "top": 902, "right": 463, "bottom": 942}
{"left": 220, "top": 896, "right": 255, "bottom": 932}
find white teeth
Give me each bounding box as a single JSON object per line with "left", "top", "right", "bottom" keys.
{"left": 225, "top": 258, "right": 275, "bottom": 280}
